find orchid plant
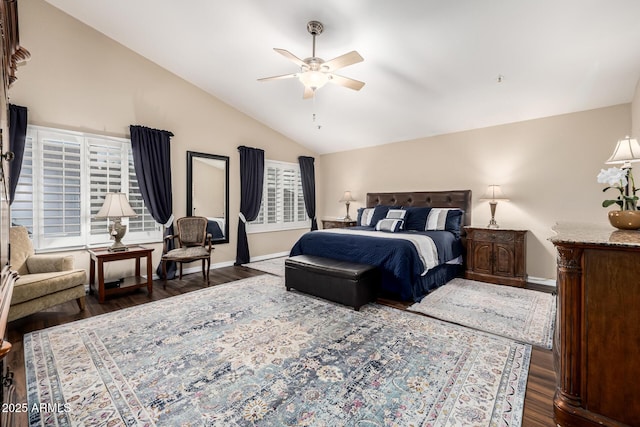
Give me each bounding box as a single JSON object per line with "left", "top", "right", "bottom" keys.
{"left": 597, "top": 166, "right": 639, "bottom": 210}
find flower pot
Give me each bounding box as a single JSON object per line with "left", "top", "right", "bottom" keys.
{"left": 608, "top": 210, "right": 640, "bottom": 230}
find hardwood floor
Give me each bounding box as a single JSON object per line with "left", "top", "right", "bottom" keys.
{"left": 4, "top": 267, "right": 556, "bottom": 426}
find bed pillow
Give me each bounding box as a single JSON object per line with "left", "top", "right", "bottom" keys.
{"left": 370, "top": 205, "right": 399, "bottom": 226}
{"left": 357, "top": 208, "right": 376, "bottom": 226}
{"left": 375, "top": 218, "right": 404, "bottom": 232}
{"left": 385, "top": 209, "right": 407, "bottom": 220}
{"left": 402, "top": 207, "right": 432, "bottom": 231}
{"left": 426, "top": 208, "right": 464, "bottom": 237}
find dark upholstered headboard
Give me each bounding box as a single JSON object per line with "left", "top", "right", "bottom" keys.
{"left": 366, "top": 190, "right": 472, "bottom": 230}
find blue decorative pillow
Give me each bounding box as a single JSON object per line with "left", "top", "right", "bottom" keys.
{"left": 375, "top": 218, "right": 404, "bottom": 232}
{"left": 370, "top": 206, "right": 399, "bottom": 227}
{"left": 426, "top": 208, "right": 464, "bottom": 237}
{"left": 403, "top": 207, "right": 432, "bottom": 231}
{"left": 357, "top": 208, "right": 376, "bottom": 226}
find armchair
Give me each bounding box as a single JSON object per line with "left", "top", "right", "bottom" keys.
{"left": 8, "top": 226, "right": 87, "bottom": 322}
{"left": 161, "top": 216, "right": 213, "bottom": 285}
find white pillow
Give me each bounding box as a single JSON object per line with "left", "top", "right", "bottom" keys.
{"left": 386, "top": 209, "right": 407, "bottom": 220}
{"left": 376, "top": 218, "right": 404, "bottom": 232}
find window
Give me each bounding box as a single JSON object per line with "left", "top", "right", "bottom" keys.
{"left": 11, "top": 126, "right": 162, "bottom": 251}
{"left": 247, "top": 160, "right": 309, "bottom": 232}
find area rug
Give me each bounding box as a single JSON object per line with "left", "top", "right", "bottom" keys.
{"left": 243, "top": 256, "right": 286, "bottom": 276}
{"left": 408, "top": 278, "right": 556, "bottom": 349}
{"left": 25, "top": 274, "right": 531, "bottom": 426}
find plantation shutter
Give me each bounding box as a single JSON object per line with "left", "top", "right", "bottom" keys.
{"left": 249, "top": 160, "right": 309, "bottom": 230}
{"left": 127, "top": 150, "right": 157, "bottom": 233}
{"left": 41, "top": 136, "right": 82, "bottom": 240}
{"left": 88, "top": 140, "right": 123, "bottom": 237}
{"left": 11, "top": 137, "right": 33, "bottom": 230}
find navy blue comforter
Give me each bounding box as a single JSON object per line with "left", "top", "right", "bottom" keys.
{"left": 289, "top": 227, "right": 462, "bottom": 301}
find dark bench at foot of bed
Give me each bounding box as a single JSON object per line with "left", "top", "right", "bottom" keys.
{"left": 285, "top": 255, "right": 380, "bottom": 311}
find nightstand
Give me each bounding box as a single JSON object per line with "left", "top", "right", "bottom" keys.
{"left": 322, "top": 219, "right": 357, "bottom": 229}
{"left": 464, "top": 227, "right": 527, "bottom": 287}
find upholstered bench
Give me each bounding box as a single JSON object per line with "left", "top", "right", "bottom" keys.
{"left": 285, "top": 255, "right": 380, "bottom": 310}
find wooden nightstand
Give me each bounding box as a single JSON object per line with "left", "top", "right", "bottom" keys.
{"left": 464, "top": 227, "right": 527, "bottom": 287}
{"left": 322, "top": 219, "right": 357, "bottom": 229}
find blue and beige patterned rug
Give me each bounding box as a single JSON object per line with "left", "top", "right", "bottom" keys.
{"left": 408, "top": 278, "right": 556, "bottom": 349}
{"left": 25, "top": 274, "right": 531, "bottom": 426}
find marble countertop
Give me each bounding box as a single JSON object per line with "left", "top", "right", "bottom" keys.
{"left": 549, "top": 222, "right": 640, "bottom": 248}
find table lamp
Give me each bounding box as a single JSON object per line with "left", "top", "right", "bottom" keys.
{"left": 339, "top": 190, "right": 356, "bottom": 221}
{"left": 95, "top": 193, "right": 138, "bottom": 252}
{"left": 606, "top": 136, "right": 640, "bottom": 168}
{"left": 480, "top": 185, "right": 509, "bottom": 228}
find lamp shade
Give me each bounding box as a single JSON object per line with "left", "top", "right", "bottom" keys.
{"left": 95, "top": 193, "right": 138, "bottom": 218}
{"left": 606, "top": 136, "right": 640, "bottom": 165}
{"left": 339, "top": 190, "right": 356, "bottom": 202}
{"left": 480, "top": 185, "right": 509, "bottom": 201}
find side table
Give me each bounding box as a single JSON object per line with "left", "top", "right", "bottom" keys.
{"left": 464, "top": 227, "right": 527, "bottom": 287}
{"left": 322, "top": 219, "right": 357, "bottom": 229}
{"left": 88, "top": 245, "right": 154, "bottom": 303}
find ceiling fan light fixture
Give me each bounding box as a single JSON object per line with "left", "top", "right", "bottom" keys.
{"left": 258, "top": 20, "right": 364, "bottom": 98}
{"left": 299, "top": 70, "right": 329, "bottom": 90}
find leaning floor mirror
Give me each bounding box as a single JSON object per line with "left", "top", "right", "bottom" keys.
{"left": 186, "top": 151, "right": 230, "bottom": 244}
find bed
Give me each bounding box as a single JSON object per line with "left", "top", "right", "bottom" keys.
{"left": 289, "top": 190, "right": 471, "bottom": 301}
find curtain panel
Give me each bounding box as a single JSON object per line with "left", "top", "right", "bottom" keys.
{"left": 130, "top": 125, "right": 176, "bottom": 278}
{"left": 8, "top": 104, "right": 28, "bottom": 205}
{"left": 235, "top": 145, "right": 264, "bottom": 265}
{"left": 298, "top": 156, "right": 317, "bottom": 231}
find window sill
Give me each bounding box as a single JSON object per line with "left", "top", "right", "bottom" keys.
{"left": 247, "top": 223, "right": 311, "bottom": 234}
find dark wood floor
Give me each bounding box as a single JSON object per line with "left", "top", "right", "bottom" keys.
{"left": 4, "top": 266, "right": 556, "bottom": 426}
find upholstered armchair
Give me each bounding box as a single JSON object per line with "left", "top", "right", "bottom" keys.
{"left": 8, "top": 226, "right": 87, "bottom": 322}
{"left": 161, "top": 216, "right": 213, "bottom": 285}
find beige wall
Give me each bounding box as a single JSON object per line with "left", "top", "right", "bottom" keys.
{"left": 632, "top": 79, "right": 640, "bottom": 138}
{"left": 319, "top": 104, "right": 631, "bottom": 281}
{"left": 10, "top": 0, "right": 318, "bottom": 280}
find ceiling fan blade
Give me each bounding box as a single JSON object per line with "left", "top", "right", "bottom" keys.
{"left": 274, "top": 48, "right": 307, "bottom": 68}
{"left": 323, "top": 51, "right": 363, "bottom": 72}
{"left": 257, "top": 73, "right": 298, "bottom": 82}
{"left": 329, "top": 74, "right": 365, "bottom": 91}
{"left": 303, "top": 86, "right": 315, "bottom": 99}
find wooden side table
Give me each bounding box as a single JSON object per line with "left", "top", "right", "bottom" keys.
{"left": 322, "top": 219, "right": 357, "bottom": 229}
{"left": 464, "top": 227, "right": 527, "bottom": 287}
{"left": 88, "top": 245, "right": 154, "bottom": 303}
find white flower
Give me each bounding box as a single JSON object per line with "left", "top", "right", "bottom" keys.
{"left": 597, "top": 167, "right": 628, "bottom": 187}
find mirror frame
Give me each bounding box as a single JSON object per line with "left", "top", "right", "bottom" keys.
{"left": 186, "top": 151, "right": 230, "bottom": 244}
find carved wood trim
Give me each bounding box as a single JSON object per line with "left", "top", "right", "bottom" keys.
{"left": 554, "top": 245, "right": 584, "bottom": 408}
{"left": 0, "top": 0, "right": 30, "bottom": 88}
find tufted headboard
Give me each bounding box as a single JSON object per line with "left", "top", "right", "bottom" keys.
{"left": 366, "top": 190, "right": 472, "bottom": 232}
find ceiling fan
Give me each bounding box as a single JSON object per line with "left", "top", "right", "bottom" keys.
{"left": 258, "top": 20, "right": 365, "bottom": 99}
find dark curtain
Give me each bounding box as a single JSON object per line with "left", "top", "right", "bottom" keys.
{"left": 235, "top": 145, "right": 264, "bottom": 265}
{"left": 298, "top": 156, "right": 317, "bottom": 231}
{"left": 8, "top": 104, "right": 28, "bottom": 205}
{"left": 129, "top": 125, "right": 176, "bottom": 278}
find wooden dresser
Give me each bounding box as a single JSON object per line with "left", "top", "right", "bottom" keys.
{"left": 550, "top": 224, "right": 640, "bottom": 426}
{"left": 464, "top": 227, "right": 527, "bottom": 287}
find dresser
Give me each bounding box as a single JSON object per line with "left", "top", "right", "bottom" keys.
{"left": 464, "top": 227, "right": 527, "bottom": 287}
{"left": 550, "top": 224, "right": 640, "bottom": 426}
{"left": 321, "top": 219, "right": 357, "bottom": 229}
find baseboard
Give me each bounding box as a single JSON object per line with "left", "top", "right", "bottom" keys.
{"left": 527, "top": 275, "right": 556, "bottom": 288}
{"left": 248, "top": 252, "right": 289, "bottom": 263}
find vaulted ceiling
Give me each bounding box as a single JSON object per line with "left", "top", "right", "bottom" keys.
{"left": 45, "top": 0, "right": 640, "bottom": 154}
